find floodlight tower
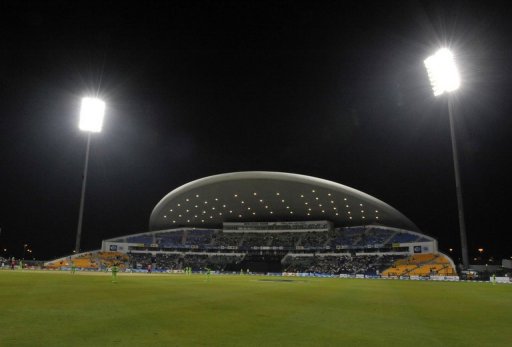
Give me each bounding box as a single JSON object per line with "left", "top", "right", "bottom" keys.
{"left": 75, "top": 97, "right": 105, "bottom": 253}
{"left": 424, "top": 48, "right": 469, "bottom": 270}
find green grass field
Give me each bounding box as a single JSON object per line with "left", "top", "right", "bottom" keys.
{"left": 0, "top": 271, "right": 510, "bottom": 346}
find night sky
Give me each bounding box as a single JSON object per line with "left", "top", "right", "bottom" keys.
{"left": 1, "top": 1, "right": 511, "bottom": 262}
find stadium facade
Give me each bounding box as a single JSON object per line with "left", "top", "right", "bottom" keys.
{"left": 87, "top": 172, "right": 457, "bottom": 276}
{"left": 44, "top": 172, "right": 456, "bottom": 276}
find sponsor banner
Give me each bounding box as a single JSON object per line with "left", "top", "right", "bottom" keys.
{"left": 365, "top": 275, "right": 380, "bottom": 279}
{"left": 410, "top": 276, "right": 421, "bottom": 280}
{"left": 400, "top": 276, "right": 410, "bottom": 280}
{"left": 495, "top": 277, "right": 512, "bottom": 284}
{"left": 339, "top": 274, "right": 350, "bottom": 278}
{"left": 355, "top": 274, "right": 365, "bottom": 279}
{"left": 431, "top": 275, "right": 460, "bottom": 281}
{"left": 282, "top": 272, "right": 297, "bottom": 277}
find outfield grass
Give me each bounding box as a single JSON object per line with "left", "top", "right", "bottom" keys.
{"left": 0, "top": 271, "right": 511, "bottom": 346}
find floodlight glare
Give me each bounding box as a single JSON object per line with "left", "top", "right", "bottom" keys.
{"left": 79, "top": 97, "right": 105, "bottom": 132}
{"left": 424, "top": 48, "right": 460, "bottom": 96}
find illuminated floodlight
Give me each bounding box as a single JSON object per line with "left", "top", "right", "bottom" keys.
{"left": 79, "top": 97, "right": 105, "bottom": 132}
{"left": 424, "top": 48, "right": 460, "bottom": 96}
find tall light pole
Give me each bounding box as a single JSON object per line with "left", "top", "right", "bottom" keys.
{"left": 75, "top": 97, "right": 105, "bottom": 253}
{"left": 424, "top": 48, "right": 469, "bottom": 270}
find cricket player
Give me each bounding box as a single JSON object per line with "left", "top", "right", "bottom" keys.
{"left": 112, "top": 264, "right": 119, "bottom": 283}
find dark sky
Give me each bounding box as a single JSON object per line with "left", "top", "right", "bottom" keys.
{"left": 1, "top": 0, "right": 511, "bottom": 261}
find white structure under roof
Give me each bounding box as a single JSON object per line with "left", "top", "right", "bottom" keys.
{"left": 149, "top": 171, "right": 419, "bottom": 232}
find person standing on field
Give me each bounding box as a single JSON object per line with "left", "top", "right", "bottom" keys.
{"left": 112, "top": 264, "right": 119, "bottom": 283}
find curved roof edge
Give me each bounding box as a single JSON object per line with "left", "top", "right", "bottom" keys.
{"left": 149, "top": 171, "right": 419, "bottom": 232}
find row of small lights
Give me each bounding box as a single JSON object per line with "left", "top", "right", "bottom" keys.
{"left": 162, "top": 190, "right": 381, "bottom": 224}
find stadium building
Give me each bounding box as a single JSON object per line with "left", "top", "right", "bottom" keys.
{"left": 47, "top": 172, "right": 457, "bottom": 277}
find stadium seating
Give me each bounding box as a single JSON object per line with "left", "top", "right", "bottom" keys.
{"left": 98, "top": 251, "right": 129, "bottom": 269}
{"left": 156, "top": 231, "right": 184, "bottom": 248}
{"left": 382, "top": 253, "right": 456, "bottom": 276}
{"left": 126, "top": 234, "right": 154, "bottom": 244}
{"left": 387, "top": 232, "right": 420, "bottom": 244}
